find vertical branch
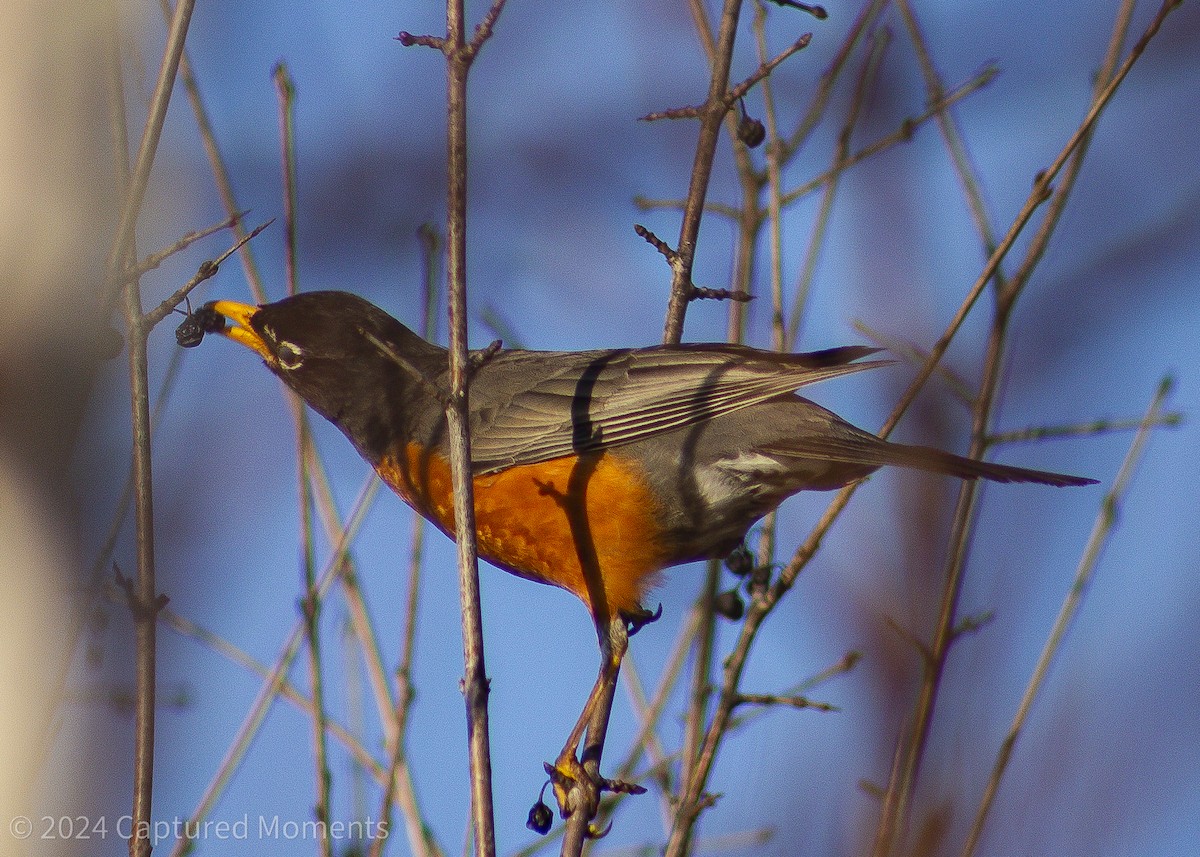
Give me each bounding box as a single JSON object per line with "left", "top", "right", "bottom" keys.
{"left": 273, "top": 63, "right": 334, "bottom": 857}
{"left": 662, "top": 0, "right": 745, "bottom": 344}
{"left": 750, "top": 1, "right": 783, "bottom": 357}
{"left": 158, "top": 0, "right": 268, "bottom": 303}
{"left": 895, "top": 0, "right": 1004, "bottom": 268}
{"left": 428, "top": 3, "right": 509, "bottom": 855}
{"left": 687, "top": 0, "right": 764, "bottom": 346}
{"left": 122, "top": 273, "right": 158, "bottom": 857}
{"left": 157, "top": 0, "right": 406, "bottom": 775}
{"left": 745, "top": 2, "right": 790, "bottom": 585}
{"left": 674, "top": 0, "right": 766, "bottom": 808}
{"left": 107, "top": 5, "right": 196, "bottom": 855}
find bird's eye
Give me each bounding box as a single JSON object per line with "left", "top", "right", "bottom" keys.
{"left": 276, "top": 340, "right": 304, "bottom": 370}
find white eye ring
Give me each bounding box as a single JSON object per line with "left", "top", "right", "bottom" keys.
{"left": 276, "top": 340, "right": 304, "bottom": 369}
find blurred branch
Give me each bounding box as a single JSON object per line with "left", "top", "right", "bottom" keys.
{"left": 873, "top": 3, "right": 1151, "bottom": 853}
{"left": 785, "top": 25, "right": 888, "bottom": 349}
{"left": 148, "top": 603, "right": 388, "bottom": 787}
{"left": 633, "top": 63, "right": 998, "bottom": 221}
{"left": 895, "top": 0, "right": 1006, "bottom": 272}
{"left": 680, "top": 560, "right": 720, "bottom": 821}
{"left": 106, "top": 6, "right": 198, "bottom": 855}
{"left": 751, "top": 0, "right": 784, "bottom": 352}
{"left": 371, "top": 226, "right": 446, "bottom": 857}
{"left": 146, "top": 6, "right": 430, "bottom": 847}
{"left": 779, "top": 63, "right": 998, "bottom": 208}
{"left": 167, "top": 477, "right": 381, "bottom": 857}
{"left": 274, "top": 63, "right": 300, "bottom": 298}
{"left": 105, "top": 0, "right": 196, "bottom": 293}
{"left": 272, "top": 62, "right": 334, "bottom": 857}
{"left": 987, "top": 413, "right": 1183, "bottom": 446}
{"left": 961, "top": 375, "right": 1174, "bottom": 857}
{"left": 851, "top": 320, "right": 977, "bottom": 410}
{"left": 785, "top": 0, "right": 886, "bottom": 154}
{"left": 156, "top": 0, "right": 269, "bottom": 303}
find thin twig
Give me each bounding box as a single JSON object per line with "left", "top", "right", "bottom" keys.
{"left": 895, "top": 0, "right": 1006, "bottom": 274}
{"left": 986, "top": 413, "right": 1182, "bottom": 446}
{"left": 148, "top": 603, "right": 385, "bottom": 787}
{"left": 961, "top": 375, "right": 1173, "bottom": 857}
{"left": 43, "top": 341, "right": 188, "bottom": 778}
{"left": 274, "top": 63, "right": 300, "bottom": 299}
{"left": 751, "top": 0, "right": 783, "bottom": 353}
{"left": 727, "top": 32, "right": 812, "bottom": 104}
{"left": 680, "top": 561, "right": 720, "bottom": 804}
{"left": 785, "top": 0, "right": 886, "bottom": 155}
{"left": 142, "top": 220, "right": 274, "bottom": 330}
{"left": 728, "top": 650, "right": 862, "bottom": 734}
{"left": 115, "top": 211, "right": 248, "bottom": 285}
{"left": 734, "top": 693, "right": 838, "bottom": 712}
{"left": 639, "top": 34, "right": 811, "bottom": 122}
{"left": 635, "top": 64, "right": 997, "bottom": 221}
{"left": 616, "top": 653, "right": 675, "bottom": 832}
{"left": 779, "top": 63, "right": 998, "bottom": 208}
{"left": 158, "top": 0, "right": 268, "bottom": 303}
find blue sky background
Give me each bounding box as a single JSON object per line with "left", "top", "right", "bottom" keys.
{"left": 39, "top": 2, "right": 1200, "bottom": 856}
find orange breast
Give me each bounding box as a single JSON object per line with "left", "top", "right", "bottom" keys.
{"left": 375, "top": 443, "right": 671, "bottom": 617}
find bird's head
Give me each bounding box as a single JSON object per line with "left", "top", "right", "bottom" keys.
{"left": 201, "top": 290, "right": 446, "bottom": 459}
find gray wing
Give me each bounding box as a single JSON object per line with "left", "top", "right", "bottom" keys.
{"left": 466, "top": 343, "right": 889, "bottom": 474}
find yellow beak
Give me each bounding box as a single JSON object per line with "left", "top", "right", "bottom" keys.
{"left": 208, "top": 300, "right": 273, "bottom": 361}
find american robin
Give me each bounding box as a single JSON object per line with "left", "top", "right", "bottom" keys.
{"left": 192, "top": 290, "right": 1094, "bottom": 829}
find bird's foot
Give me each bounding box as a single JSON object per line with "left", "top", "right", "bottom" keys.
{"left": 621, "top": 603, "right": 662, "bottom": 637}
{"left": 530, "top": 755, "right": 645, "bottom": 837}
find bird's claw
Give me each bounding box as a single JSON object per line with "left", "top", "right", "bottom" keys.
{"left": 622, "top": 603, "right": 662, "bottom": 636}
{"left": 542, "top": 756, "right": 644, "bottom": 833}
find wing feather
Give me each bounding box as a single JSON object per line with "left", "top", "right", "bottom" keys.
{"left": 468, "top": 344, "right": 888, "bottom": 473}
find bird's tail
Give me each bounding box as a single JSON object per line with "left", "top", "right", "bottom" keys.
{"left": 762, "top": 431, "right": 1097, "bottom": 488}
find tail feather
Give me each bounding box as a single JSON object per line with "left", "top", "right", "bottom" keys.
{"left": 763, "top": 432, "right": 1097, "bottom": 488}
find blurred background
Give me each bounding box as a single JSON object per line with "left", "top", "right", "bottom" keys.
{"left": 6, "top": 1, "right": 1198, "bottom": 856}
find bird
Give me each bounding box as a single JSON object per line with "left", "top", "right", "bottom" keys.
{"left": 189, "top": 289, "right": 1095, "bottom": 832}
